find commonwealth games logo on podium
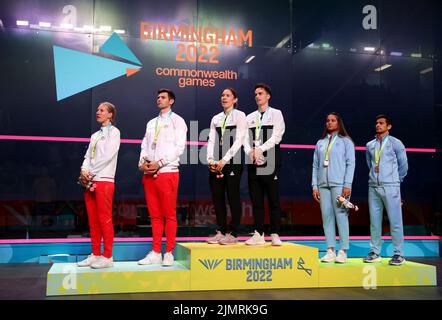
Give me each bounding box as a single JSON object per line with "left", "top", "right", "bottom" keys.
{"left": 199, "top": 259, "right": 223, "bottom": 270}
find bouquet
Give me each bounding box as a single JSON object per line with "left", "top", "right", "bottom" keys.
{"left": 78, "top": 173, "right": 97, "bottom": 191}
{"left": 208, "top": 160, "right": 224, "bottom": 178}
{"left": 336, "top": 195, "right": 359, "bottom": 211}
{"left": 141, "top": 156, "right": 158, "bottom": 178}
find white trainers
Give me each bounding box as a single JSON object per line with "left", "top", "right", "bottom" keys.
{"left": 219, "top": 233, "right": 238, "bottom": 245}
{"left": 77, "top": 254, "right": 101, "bottom": 267}
{"left": 335, "top": 250, "right": 347, "bottom": 263}
{"left": 271, "top": 233, "right": 282, "bottom": 246}
{"left": 245, "top": 230, "right": 266, "bottom": 246}
{"left": 138, "top": 251, "right": 162, "bottom": 265}
{"left": 162, "top": 252, "right": 174, "bottom": 266}
{"left": 206, "top": 231, "right": 224, "bottom": 244}
{"left": 320, "top": 248, "right": 336, "bottom": 263}
{"left": 91, "top": 256, "right": 114, "bottom": 269}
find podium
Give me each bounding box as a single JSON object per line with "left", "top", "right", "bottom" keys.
{"left": 176, "top": 243, "right": 318, "bottom": 290}
{"left": 46, "top": 242, "right": 436, "bottom": 296}
{"left": 47, "top": 261, "right": 190, "bottom": 295}
{"left": 318, "top": 259, "right": 436, "bottom": 288}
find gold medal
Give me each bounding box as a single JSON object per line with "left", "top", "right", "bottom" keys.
{"left": 375, "top": 165, "right": 379, "bottom": 173}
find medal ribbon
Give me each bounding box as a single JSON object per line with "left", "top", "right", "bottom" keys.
{"left": 154, "top": 110, "right": 173, "bottom": 144}
{"left": 221, "top": 109, "right": 233, "bottom": 141}
{"left": 325, "top": 134, "right": 338, "bottom": 162}
{"left": 91, "top": 124, "right": 112, "bottom": 159}
{"left": 255, "top": 107, "right": 270, "bottom": 141}
{"left": 375, "top": 136, "right": 389, "bottom": 167}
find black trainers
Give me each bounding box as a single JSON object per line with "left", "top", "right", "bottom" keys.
{"left": 389, "top": 254, "right": 406, "bottom": 266}
{"left": 363, "top": 252, "right": 382, "bottom": 263}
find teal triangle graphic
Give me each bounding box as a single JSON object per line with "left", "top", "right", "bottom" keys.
{"left": 100, "top": 32, "right": 142, "bottom": 65}
{"left": 53, "top": 46, "right": 141, "bottom": 101}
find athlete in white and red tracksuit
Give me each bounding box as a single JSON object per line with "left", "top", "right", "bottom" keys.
{"left": 137, "top": 89, "right": 187, "bottom": 267}
{"left": 78, "top": 102, "right": 120, "bottom": 269}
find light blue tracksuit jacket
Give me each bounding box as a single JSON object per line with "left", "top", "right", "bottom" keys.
{"left": 366, "top": 134, "right": 408, "bottom": 256}
{"left": 312, "top": 134, "right": 356, "bottom": 250}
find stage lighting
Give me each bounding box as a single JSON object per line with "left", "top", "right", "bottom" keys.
{"left": 16, "top": 20, "right": 29, "bottom": 26}
{"left": 420, "top": 67, "right": 433, "bottom": 74}
{"left": 374, "top": 64, "right": 392, "bottom": 72}
{"left": 39, "top": 22, "right": 51, "bottom": 28}
{"left": 99, "top": 25, "right": 112, "bottom": 32}
{"left": 60, "top": 23, "right": 73, "bottom": 29}
{"left": 245, "top": 55, "right": 255, "bottom": 63}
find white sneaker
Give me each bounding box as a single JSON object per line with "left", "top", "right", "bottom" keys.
{"left": 91, "top": 256, "right": 114, "bottom": 269}
{"left": 245, "top": 230, "right": 265, "bottom": 246}
{"left": 320, "top": 249, "right": 336, "bottom": 263}
{"left": 162, "top": 252, "right": 174, "bottom": 266}
{"left": 206, "top": 231, "right": 224, "bottom": 244}
{"left": 271, "top": 233, "right": 282, "bottom": 246}
{"left": 77, "top": 254, "right": 101, "bottom": 267}
{"left": 138, "top": 251, "right": 162, "bottom": 265}
{"left": 219, "top": 233, "right": 238, "bottom": 245}
{"left": 335, "top": 250, "right": 347, "bottom": 263}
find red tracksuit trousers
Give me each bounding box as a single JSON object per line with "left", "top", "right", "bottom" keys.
{"left": 142, "top": 172, "right": 179, "bottom": 253}
{"left": 84, "top": 181, "right": 115, "bottom": 258}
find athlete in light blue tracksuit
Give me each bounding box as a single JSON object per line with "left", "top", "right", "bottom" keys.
{"left": 363, "top": 115, "right": 408, "bottom": 266}
{"left": 312, "top": 112, "right": 355, "bottom": 263}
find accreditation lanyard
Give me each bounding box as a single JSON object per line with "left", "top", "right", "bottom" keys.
{"left": 91, "top": 124, "right": 111, "bottom": 159}
{"left": 255, "top": 107, "right": 270, "bottom": 141}
{"left": 375, "top": 136, "right": 389, "bottom": 167}
{"left": 153, "top": 110, "right": 173, "bottom": 144}
{"left": 325, "top": 134, "right": 338, "bottom": 162}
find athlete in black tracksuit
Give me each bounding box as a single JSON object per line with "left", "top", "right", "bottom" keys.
{"left": 206, "top": 88, "right": 248, "bottom": 245}
{"left": 244, "top": 83, "right": 286, "bottom": 246}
